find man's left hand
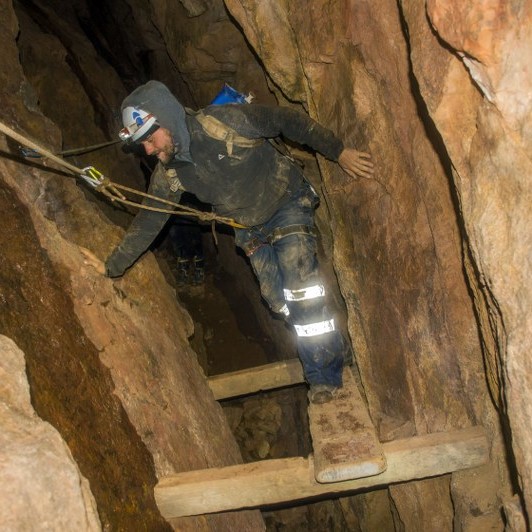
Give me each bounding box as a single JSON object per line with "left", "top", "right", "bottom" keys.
{"left": 338, "top": 148, "right": 374, "bottom": 180}
{"left": 80, "top": 247, "right": 106, "bottom": 275}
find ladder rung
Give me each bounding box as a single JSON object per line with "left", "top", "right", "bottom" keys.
{"left": 154, "top": 426, "right": 488, "bottom": 518}
{"left": 207, "top": 359, "right": 304, "bottom": 400}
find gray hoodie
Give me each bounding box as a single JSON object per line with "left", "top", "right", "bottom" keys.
{"left": 121, "top": 80, "right": 193, "bottom": 163}
{"left": 106, "top": 81, "right": 343, "bottom": 277}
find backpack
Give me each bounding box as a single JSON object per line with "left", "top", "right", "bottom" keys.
{"left": 193, "top": 110, "right": 263, "bottom": 158}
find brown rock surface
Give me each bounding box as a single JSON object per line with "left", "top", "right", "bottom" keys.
{"left": 0, "top": 335, "right": 101, "bottom": 531}
{"left": 0, "top": 0, "right": 530, "bottom": 529}
{"left": 150, "top": 0, "right": 277, "bottom": 106}
{"left": 403, "top": 0, "right": 532, "bottom": 520}
{"left": 226, "top": 0, "right": 528, "bottom": 527}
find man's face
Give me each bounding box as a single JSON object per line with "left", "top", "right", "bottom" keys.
{"left": 141, "top": 127, "right": 175, "bottom": 164}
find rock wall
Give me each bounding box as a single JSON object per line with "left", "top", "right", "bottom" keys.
{"left": 0, "top": 335, "right": 101, "bottom": 531}
{"left": 0, "top": 0, "right": 530, "bottom": 529}
{"left": 407, "top": 0, "right": 532, "bottom": 517}
{"left": 149, "top": 0, "right": 277, "bottom": 107}
{"left": 1, "top": 0, "right": 264, "bottom": 529}
{"left": 225, "top": 0, "right": 529, "bottom": 528}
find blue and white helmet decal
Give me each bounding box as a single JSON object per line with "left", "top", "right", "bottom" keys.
{"left": 119, "top": 106, "right": 158, "bottom": 142}
{"left": 121, "top": 80, "right": 193, "bottom": 163}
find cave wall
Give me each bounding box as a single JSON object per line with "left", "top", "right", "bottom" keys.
{"left": 224, "top": 0, "right": 529, "bottom": 528}
{"left": 0, "top": 0, "right": 530, "bottom": 529}
{"left": 406, "top": 0, "right": 532, "bottom": 519}
{"left": 149, "top": 0, "right": 277, "bottom": 107}
{"left": 1, "top": 0, "right": 264, "bottom": 529}
{"left": 0, "top": 335, "right": 101, "bottom": 531}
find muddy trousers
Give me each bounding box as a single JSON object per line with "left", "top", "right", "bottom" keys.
{"left": 235, "top": 183, "right": 344, "bottom": 388}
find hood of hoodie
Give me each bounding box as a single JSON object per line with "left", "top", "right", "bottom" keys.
{"left": 121, "top": 80, "right": 192, "bottom": 164}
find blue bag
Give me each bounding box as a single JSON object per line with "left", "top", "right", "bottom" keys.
{"left": 210, "top": 83, "right": 253, "bottom": 105}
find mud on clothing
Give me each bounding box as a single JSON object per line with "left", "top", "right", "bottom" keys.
{"left": 106, "top": 81, "right": 346, "bottom": 387}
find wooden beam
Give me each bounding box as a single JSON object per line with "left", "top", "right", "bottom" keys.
{"left": 207, "top": 359, "right": 304, "bottom": 400}
{"left": 309, "top": 367, "right": 386, "bottom": 483}
{"left": 154, "top": 426, "right": 488, "bottom": 519}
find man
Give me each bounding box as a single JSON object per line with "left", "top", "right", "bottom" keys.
{"left": 86, "top": 80, "right": 373, "bottom": 403}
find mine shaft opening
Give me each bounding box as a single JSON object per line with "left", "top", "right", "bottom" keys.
{"left": 153, "top": 219, "right": 294, "bottom": 376}
{"left": 149, "top": 184, "right": 346, "bottom": 463}
{"left": 14, "top": 0, "right": 358, "bottom": 522}
{"left": 4, "top": 0, "right": 525, "bottom": 530}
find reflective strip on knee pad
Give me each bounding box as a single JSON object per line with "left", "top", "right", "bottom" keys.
{"left": 294, "top": 318, "right": 335, "bottom": 337}
{"left": 284, "top": 284, "right": 325, "bottom": 302}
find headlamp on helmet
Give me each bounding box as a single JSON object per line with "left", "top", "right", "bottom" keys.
{"left": 119, "top": 106, "right": 160, "bottom": 143}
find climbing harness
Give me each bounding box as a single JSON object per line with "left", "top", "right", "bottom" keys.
{"left": 0, "top": 120, "right": 246, "bottom": 229}
{"left": 241, "top": 224, "right": 316, "bottom": 257}
{"left": 267, "top": 224, "right": 316, "bottom": 245}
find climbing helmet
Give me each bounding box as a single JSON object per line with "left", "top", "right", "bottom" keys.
{"left": 119, "top": 106, "right": 159, "bottom": 143}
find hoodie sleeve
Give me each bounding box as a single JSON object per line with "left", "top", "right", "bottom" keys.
{"left": 207, "top": 104, "right": 345, "bottom": 161}
{"left": 105, "top": 163, "right": 178, "bottom": 277}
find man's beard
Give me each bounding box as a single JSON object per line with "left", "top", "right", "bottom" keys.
{"left": 157, "top": 143, "right": 176, "bottom": 164}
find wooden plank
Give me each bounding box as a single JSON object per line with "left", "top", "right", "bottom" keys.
{"left": 309, "top": 366, "right": 386, "bottom": 483}
{"left": 154, "top": 426, "right": 488, "bottom": 519}
{"left": 207, "top": 359, "right": 304, "bottom": 400}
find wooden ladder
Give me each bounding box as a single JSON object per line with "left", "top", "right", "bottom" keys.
{"left": 154, "top": 359, "right": 488, "bottom": 519}
{"left": 210, "top": 359, "right": 386, "bottom": 482}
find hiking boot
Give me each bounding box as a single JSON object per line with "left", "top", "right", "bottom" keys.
{"left": 192, "top": 257, "right": 204, "bottom": 285}
{"left": 308, "top": 384, "right": 338, "bottom": 404}
{"left": 176, "top": 259, "right": 190, "bottom": 286}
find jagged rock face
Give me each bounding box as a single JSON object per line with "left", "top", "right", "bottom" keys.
{"left": 225, "top": 0, "right": 529, "bottom": 527}
{"left": 413, "top": 0, "right": 532, "bottom": 517}
{"left": 0, "top": 0, "right": 530, "bottom": 530}
{"left": 0, "top": 335, "right": 101, "bottom": 531}
{"left": 149, "top": 0, "right": 277, "bottom": 107}
{"left": 1, "top": 0, "right": 264, "bottom": 530}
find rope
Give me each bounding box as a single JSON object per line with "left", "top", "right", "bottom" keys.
{"left": 58, "top": 139, "right": 121, "bottom": 157}
{"left": 19, "top": 139, "right": 121, "bottom": 158}
{"left": 0, "top": 121, "right": 88, "bottom": 175}
{"left": 0, "top": 120, "right": 246, "bottom": 229}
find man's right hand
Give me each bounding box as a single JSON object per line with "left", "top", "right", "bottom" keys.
{"left": 80, "top": 247, "right": 106, "bottom": 275}
{"left": 338, "top": 148, "right": 374, "bottom": 180}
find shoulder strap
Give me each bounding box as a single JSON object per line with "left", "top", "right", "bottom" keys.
{"left": 194, "top": 110, "right": 263, "bottom": 158}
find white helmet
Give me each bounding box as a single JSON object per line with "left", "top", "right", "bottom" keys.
{"left": 119, "top": 106, "right": 159, "bottom": 142}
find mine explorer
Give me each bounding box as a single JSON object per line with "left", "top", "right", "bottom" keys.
{"left": 86, "top": 80, "right": 374, "bottom": 403}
